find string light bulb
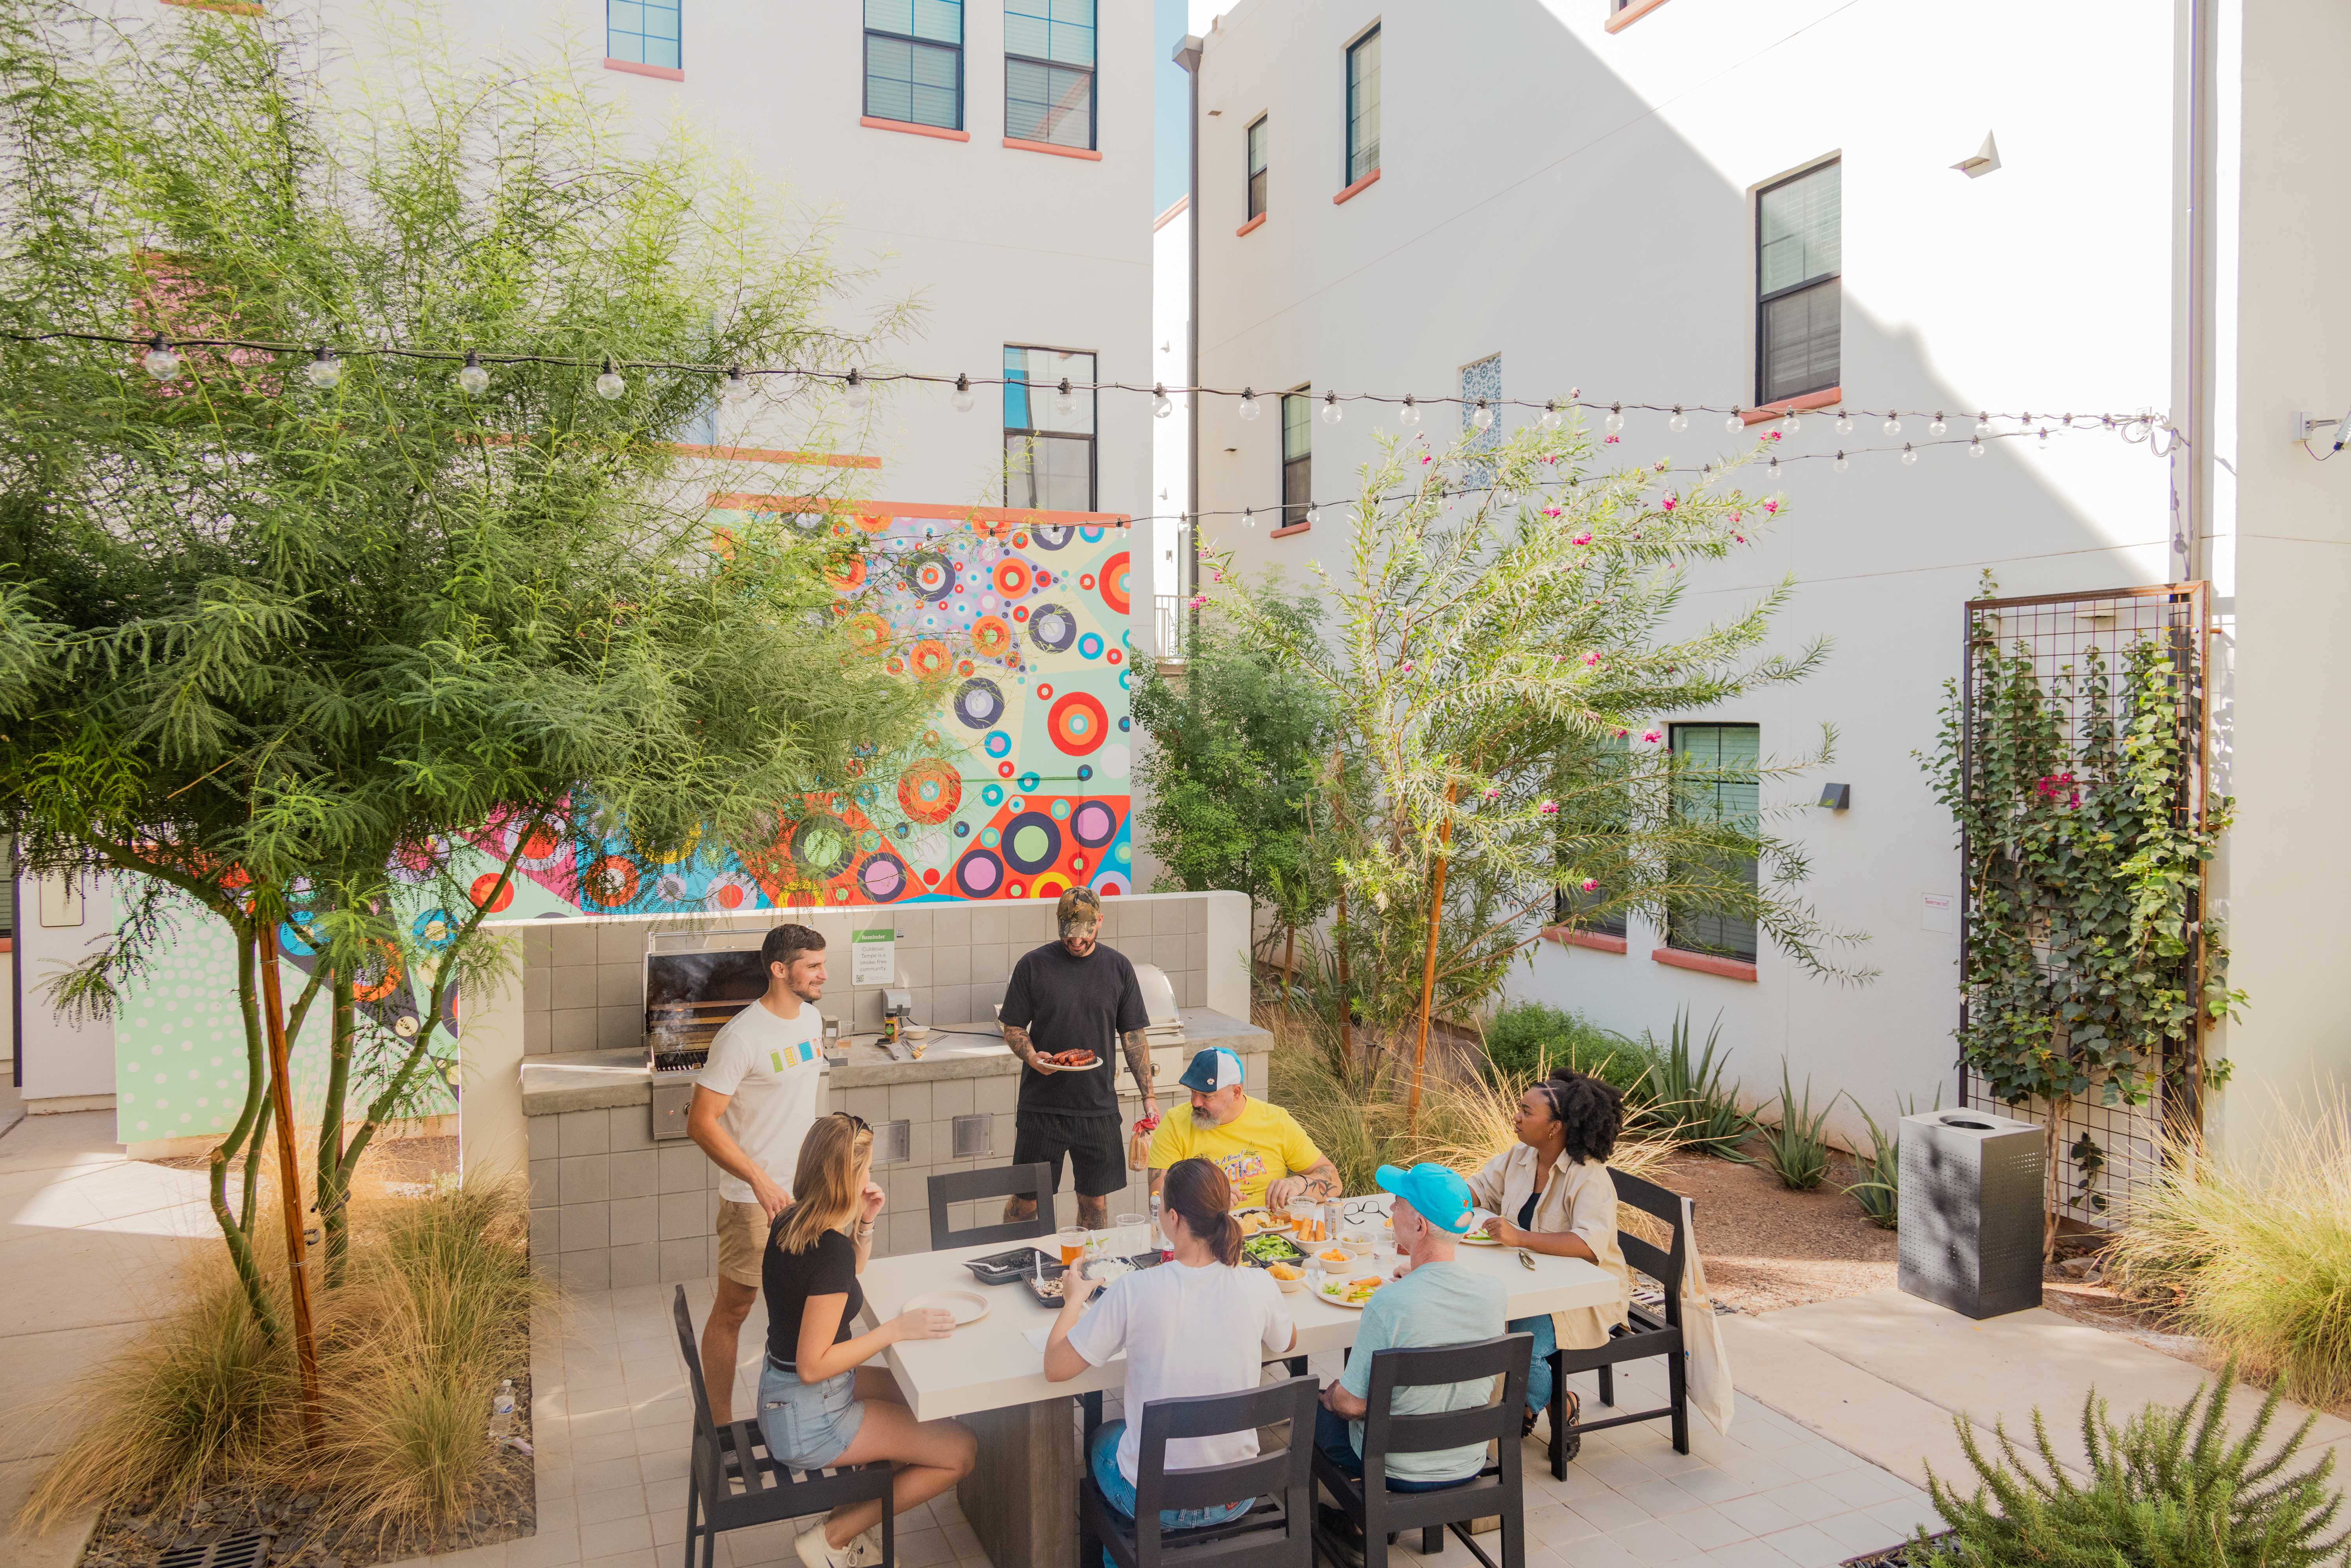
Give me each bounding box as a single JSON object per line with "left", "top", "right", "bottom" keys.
{"left": 1306, "top": 504, "right": 1322, "bottom": 525}
{"left": 1725, "top": 410, "right": 1745, "bottom": 434}
{"left": 1055, "top": 377, "right": 1077, "bottom": 416}
{"left": 1835, "top": 409, "right": 1854, "bottom": 434}
{"left": 1901, "top": 443, "right": 1919, "bottom": 465}
{"left": 1929, "top": 412, "right": 1948, "bottom": 437}
{"left": 1151, "top": 383, "right": 1171, "bottom": 418}
{"left": 1241, "top": 507, "right": 1256, "bottom": 528}
{"left": 1883, "top": 415, "right": 1902, "bottom": 436}
{"left": 1668, "top": 406, "right": 1688, "bottom": 433}
{"left": 1833, "top": 450, "right": 1849, "bottom": 473}
{"left": 1540, "top": 400, "right": 1562, "bottom": 431}
{"left": 1604, "top": 404, "right": 1624, "bottom": 434}
{"left": 304, "top": 348, "right": 341, "bottom": 390}
{"left": 455, "top": 351, "right": 489, "bottom": 395}
{"left": 1969, "top": 436, "right": 1987, "bottom": 458}
{"left": 1322, "top": 390, "right": 1342, "bottom": 424}
{"left": 594, "top": 359, "right": 625, "bottom": 400}
{"left": 952, "top": 373, "right": 974, "bottom": 412}
{"left": 1398, "top": 395, "right": 1420, "bottom": 427}
{"left": 1237, "top": 387, "right": 1261, "bottom": 421}
{"left": 840, "top": 368, "right": 866, "bottom": 407}
{"left": 723, "top": 366, "right": 754, "bottom": 404}
{"left": 1471, "top": 398, "right": 1494, "bottom": 431}
{"left": 143, "top": 334, "right": 180, "bottom": 380}
{"left": 1766, "top": 456, "right": 1782, "bottom": 480}
{"left": 1781, "top": 407, "right": 1802, "bottom": 434}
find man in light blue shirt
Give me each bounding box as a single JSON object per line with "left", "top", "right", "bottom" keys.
{"left": 1315, "top": 1162, "right": 1508, "bottom": 1555}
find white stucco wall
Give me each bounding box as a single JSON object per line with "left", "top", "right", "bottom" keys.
{"left": 1152, "top": 195, "right": 1194, "bottom": 643}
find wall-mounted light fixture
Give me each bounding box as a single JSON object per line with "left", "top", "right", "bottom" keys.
{"left": 1951, "top": 132, "right": 2001, "bottom": 178}
{"left": 1817, "top": 783, "right": 1851, "bottom": 811}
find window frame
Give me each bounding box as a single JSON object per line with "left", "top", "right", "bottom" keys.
{"left": 1002, "top": 344, "right": 1098, "bottom": 513}
{"left": 1664, "top": 722, "right": 1761, "bottom": 965}
{"left": 1278, "top": 387, "right": 1311, "bottom": 531}
{"left": 864, "top": 0, "right": 966, "bottom": 133}
{"left": 607, "top": 0, "right": 683, "bottom": 74}
{"left": 1753, "top": 158, "right": 1841, "bottom": 407}
{"left": 1003, "top": 0, "right": 1096, "bottom": 152}
{"left": 1245, "top": 115, "right": 1269, "bottom": 221}
{"left": 1344, "top": 25, "right": 1381, "bottom": 188}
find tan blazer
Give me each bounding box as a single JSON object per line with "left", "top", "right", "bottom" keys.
{"left": 1466, "top": 1145, "right": 1630, "bottom": 1350}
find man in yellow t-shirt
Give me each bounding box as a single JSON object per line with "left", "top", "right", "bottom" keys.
{"left": 1148, "top": 1047, "right": 1340, "bottom": 1211}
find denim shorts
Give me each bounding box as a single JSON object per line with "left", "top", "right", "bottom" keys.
{"left": 758, "top": 1359, "right": 867, "bottom": 1471}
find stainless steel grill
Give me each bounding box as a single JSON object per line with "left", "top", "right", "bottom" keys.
{"left": 644, "top": 930, "right": 766, "bottom": 1074}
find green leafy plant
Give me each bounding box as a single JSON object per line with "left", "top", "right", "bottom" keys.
{"left": 1920, "top": 580, "right": 2243, "bottom": 1254}
{"left": 1921, "top": 1367, "right": 2349, "bottom": 1568}
{"left": 1634, "top": 1009, "right": 1754, "bottom": 1160}
{"left": 0, "top": 2, "right": 931, "bottom": 1332}
{"left": 1758, "top": 1062, "right": 1838, "bottom": 1190}
{"left": 1478, "top": 1001, "right": 1654, "bottom": 1104}
{"left": 2105, "top": 1101, "right": 2351, "bottom": 1411}
{"left": 1216, "top": 418, "right": 1870, "bottom": 1124}
{"left": 1843, "top": 1093, "right": 1936, "bottom": 1230}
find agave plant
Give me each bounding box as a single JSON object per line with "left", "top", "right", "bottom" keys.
{"left": 1759, "top": 1062, "right": 1839, "bottom": 1190}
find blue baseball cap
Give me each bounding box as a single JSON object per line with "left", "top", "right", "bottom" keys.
{"left": 1376, "top": 1162, "right": 1476, "bottom": 1235}
{"left": 1177, "top": 1047, "right": 1245, "bottom": 1094}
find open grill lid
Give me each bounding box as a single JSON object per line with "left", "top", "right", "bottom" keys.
{"left": 645, "top": 931, "right": 767, "bottom": 1072}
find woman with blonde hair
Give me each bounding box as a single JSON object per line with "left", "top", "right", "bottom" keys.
{"left": 757, "top": 1113, "right": 977, "bottom": 1568}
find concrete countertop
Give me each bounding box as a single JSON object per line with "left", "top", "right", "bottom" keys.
{"left": 518, "top": 1007, "right": 1271, "bottom": 1117}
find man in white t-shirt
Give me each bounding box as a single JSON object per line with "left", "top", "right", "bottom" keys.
{"left": 688, "top": 922, "right": 827, "bottom": 1424}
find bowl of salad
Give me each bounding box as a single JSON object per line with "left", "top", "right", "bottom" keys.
{"left": 1241, "top": 1232, "right": 1307, "bottom": 1270}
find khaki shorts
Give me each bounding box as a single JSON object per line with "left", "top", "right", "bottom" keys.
{"left": 716, "top": 1199, "right": 771, "bottom": 1288}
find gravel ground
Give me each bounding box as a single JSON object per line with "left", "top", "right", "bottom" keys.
{"left": 1663, "top": 1147, "right": 1900, "bottom": 1313}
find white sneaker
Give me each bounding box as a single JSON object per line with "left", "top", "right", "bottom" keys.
{"left": 794, "top": 1524, "right": 854, "bottom": 1568}
{"left": 848, "top": 1529, "right": 884, "bottom": 1566}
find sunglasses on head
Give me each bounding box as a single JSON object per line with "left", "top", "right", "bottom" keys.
{"left": 836, "top": 1112, "right": 871, "bottom": 1132}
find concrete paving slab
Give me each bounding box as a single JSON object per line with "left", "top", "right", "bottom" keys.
{"left": 1716, "top": 1313, "right": 1976, "bottom": 1488}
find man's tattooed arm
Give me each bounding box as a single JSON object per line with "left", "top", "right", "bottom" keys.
{"left": 1002, "top": 1022, "right": 1049, "bottom": 1069}
{"left": 1121, "top": 1028, "right": 1159, "bottom": 1110}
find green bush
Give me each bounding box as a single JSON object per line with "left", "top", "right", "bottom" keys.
{"left": 1845, "top": 1102, "right": 1903, "bottom": 1229}
{"left": 1632, "top": 1009, "right": 1755, "bottom": 1160}
{"left": 1923, "top": 1367, "right": 2348, "bottom": 1568}
{"left": 1758, "top": 1062, "right": 1837, "bottom": 1190}
{"left": 1479, "top": 1002, "right": 1654, "bottom": 1104}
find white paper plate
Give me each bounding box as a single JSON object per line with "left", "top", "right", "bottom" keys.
{"left": 905, "top": 1289, "right": 989, "bottom": 1326}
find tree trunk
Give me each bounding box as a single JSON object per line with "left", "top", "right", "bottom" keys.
{"left": 1280, "top": 926, "right": 1296, "bottom": 1012}
{"left": 1334, "top": 883, "right": 1353, "bottom": 1069}
{"left": 236, "top": 1092, "right": 272, "bottom": 1235}
{"left": 216, "top": 925, "right": 282, "bottom": 1340}
{"left": 317, "top": 970, "right": 355, "bottom": 1286}
{"left": 1407, "top": 785, "right": 1460, "bottom": 1133}
{"left": 256, "top": 922, "right": 324, "bottom": 1441}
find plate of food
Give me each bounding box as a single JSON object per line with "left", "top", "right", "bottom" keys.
{"left": 1035, "top": 1049, "right": 1100, "bottom": 1070}
{"left": 1312, "top": 1246, "right": 1373, "bottom": 1279}
{"left": 1242, "top": 1232, "right": 1308, "bottom": 1269}
{"left": 1265, "top": 1261, "right": 1306, "bottom": 1293}
{"left": 904, "top": 1289, "right": 990, "bottom": 1326}
{"left": 1234, "top": 1208, "right": 1277, "bottom": 1237}
{"left": 1457, "top": 1210, "right": 1504, "bottom": 1246}
{"left": 1317, "top": 1274, "right": 1384, "bottom": 1309}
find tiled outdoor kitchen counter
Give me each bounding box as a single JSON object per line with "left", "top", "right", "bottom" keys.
{"left": 521, "top": 1009, "right": 1270, "bottom": 1290}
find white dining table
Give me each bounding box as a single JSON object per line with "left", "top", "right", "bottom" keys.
{"left": 854, "top": 1194, "right": 1620, "bottom": 1568}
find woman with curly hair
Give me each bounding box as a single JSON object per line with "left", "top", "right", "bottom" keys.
{"left": 1467, "top": 1067, "right": 1632, "bottom": 1444}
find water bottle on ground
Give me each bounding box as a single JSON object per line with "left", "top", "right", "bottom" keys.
{"left": 489, "top": 1379, "right": 516, "bottom": 1441}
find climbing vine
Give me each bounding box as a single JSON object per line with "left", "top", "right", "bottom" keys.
{"left": 1922, "top": 594, "right": 2243, "bottom": 1248}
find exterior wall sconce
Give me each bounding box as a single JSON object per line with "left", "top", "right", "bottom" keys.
{"left": 1817, "top": 783, "right": 1852, "bottom": 811}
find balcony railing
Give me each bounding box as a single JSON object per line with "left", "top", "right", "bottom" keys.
{"left": 1153, "top": 594, "right": 1186, "bottom": 658}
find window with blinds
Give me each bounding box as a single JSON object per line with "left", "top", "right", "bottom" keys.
{"left": 1005, "top": 0, "right": 1095, "bottom": 150}
{"left": 1003, "top": 346, "right": 1096, "bottom": 511}
{"left": 1554, "top": 735, "right": 1632, "bottom": 937}
{"left": 1345, "top": 27, "right": 1380, "bottom": 186}
{"left": 1246, "top": 116, "right": 1268, "bottom": 220}
{"left": 609, "top": 0, "right": 681, "bottom": 71}
{"left": 1667, "top": 724, "right": 1760, "bottom": 963}
{"left": 1281, "top": 391, "right": 1311, "bottom": 527}
{"left": 1755, "top": 160, "right": 1839, "bottom": 405}
{"left": 866, "top": 0, "right": 964, "bottom": 130}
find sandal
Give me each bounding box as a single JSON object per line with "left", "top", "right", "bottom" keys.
{"left": 1556, "top": 1390, "right": 1582, "bottom": 1462}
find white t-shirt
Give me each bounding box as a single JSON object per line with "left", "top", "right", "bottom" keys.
{"left": 1065, "top": 1258, "right": 1295, "bottom": 1486}
{"left": 696, "top": 998, "right": 824, "bottom": 1205}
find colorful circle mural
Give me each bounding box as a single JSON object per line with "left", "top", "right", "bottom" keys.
{"left": 903, "top": 551, "right": 956, "bottom": 601}
{"left": 896, "top": 757, "right": 962, "bottom": 824}
{"left": 1099, "top": 551, "right": 1131, "bottom": 615}
{"left": 859, "top": 852, "right": 909, "bottom": 902}
{"left": 953, "top": 849, "right": 1004, "bottom": 898}
{"left": 1070, "top": 798, "right": 1120, "bottom": 848}
{"left": 971, "top": 616, "right": 1013, "bottom": 658}
{"left": 955, "top": 677, "right": 1005, "bottom": 728}
{"left": 993, "top": 559, "right": 1033, "bottom": 597}
{"left": 1047, "top": 690, "right": 1110, "bottom": 755}
{"left": 1028, "top": 602, "right": 1078, "bottom": 653}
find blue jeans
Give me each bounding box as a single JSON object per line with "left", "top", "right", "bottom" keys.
{"left": 1089, "top": 1420, "right": 1252, "bottom": 1568}
{"left": 1311, "top": 1405, "right": 1476, "bottom": 1494}
{"left": 1509, "top": 1315, "right": 1558, "bottom": 1416}
{"left": 756, "top": 1360, "right": 866, "bottom": 1471}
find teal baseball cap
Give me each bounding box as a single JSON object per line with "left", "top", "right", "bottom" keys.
{"left": 1177, "top": 1047, "right": 1245, "bottom": 1094}
{"left": 1375, "top": 1162, "right": 1476, "bottom": 1235}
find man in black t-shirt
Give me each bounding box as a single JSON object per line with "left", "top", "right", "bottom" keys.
{"left": 997, "top": 886, "right": 1159, "bottom": 1229}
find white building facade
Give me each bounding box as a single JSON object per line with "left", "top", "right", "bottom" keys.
{"left": 1181, "top": 0, "right": 2351, "bottom": 1167}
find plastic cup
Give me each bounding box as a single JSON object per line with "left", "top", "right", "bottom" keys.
{"left": 1058, "top": 1224, "right": 1086, "bottom": 1268}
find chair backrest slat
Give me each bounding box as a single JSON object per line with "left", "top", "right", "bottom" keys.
{"left": 1609, "top": 1167, "right": 1689, "bottom": 1303}
{"left": 672, "top": 1285, "right": 721, "bottom": 1446}
{"left": 927, "top": 1162, "right": 1058, "bottom": 1251}
{"left": 1129, "top": 1374, "right": 1318, "bottom": 1563}
{"left": 1357, "top": 1333, "right": 1533, "bottom": 1468}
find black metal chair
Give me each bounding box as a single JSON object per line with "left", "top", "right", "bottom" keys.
{"left": 926, "top": 1161, "right": 1058, "bottom": 1250}
{"left": 1078, "top": 1374, "right": 1319, "bottom": 1568}
{"left": 1547, "top": 1168, "right": 1691, "bottom": 1477}
{"left": 1314, "top": 1333, "right": 1532, "bottom": 1568}
{"left": 671, "top": 1285, "right": 897, "bottom": 1568}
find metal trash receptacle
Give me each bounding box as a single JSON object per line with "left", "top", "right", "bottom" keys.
{"left": 1897, "top": 1107, "right": 2044, "bottom": 1319}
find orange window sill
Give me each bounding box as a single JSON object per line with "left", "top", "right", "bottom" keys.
{"left": 1268, "top": 518, "right": 1311, "bottom": 538}
{"left": 1605, "top": 0, "right": 1674, "bottom": 31}
{"left": 1651, "top": 947, "right": 1757, "bottom": 982}
{"left": 864, "top": 116, "right": 971, "bottom": 143}
{"left": 1333, "top": 168, "right": 1381, "bottom": 205}
{"left": 1742, "top": 386, "right": 1842, "bottom": 426}
{"left": 1004, "top": 137, "right": 1101, "bottom": 160}
{"left": 1542, "top": 926, "right": 1628, "bottom": 955}
{"left": 1237, "top": 212, "right": 1268, "bottom": 237}
{"left": 665, "top": 445, "right": 880, "bottom": 469}
{"left": 604, "top": 58, "right": 684, "bottom": 81}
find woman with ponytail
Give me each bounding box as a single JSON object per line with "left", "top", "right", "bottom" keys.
{"left": 1045, "top": 1156, "right": 1297, "bottom": 1558}
{"left": 1467, "top": 1068, "right": 1633, "bottom": 1447}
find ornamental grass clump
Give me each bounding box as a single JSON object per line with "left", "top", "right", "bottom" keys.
{"left": 2104, "top": 1101, "right": 2351, "bottom": 1412}
{"left": 1920, "top": 1368, "right": 2348, "bottom": 1568}
{"left": 1633, "top": 1010, "right": 1755, "bottom": 1160}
